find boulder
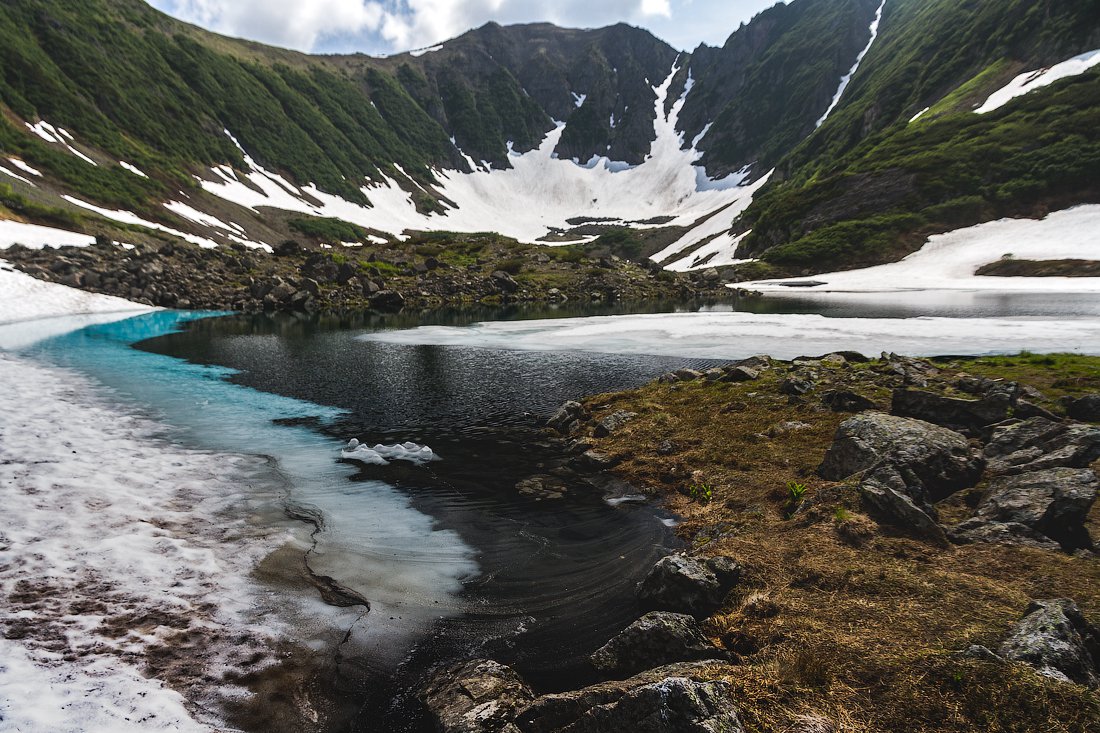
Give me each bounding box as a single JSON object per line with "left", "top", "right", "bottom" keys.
{"left": 594, "top": 411, "right": 638, "bottom": 438}
{"left": 674, "top": 369, "right": 705, "bottom": 382}
{"left": 491, "top": 270, "right": 519, "bottom": 294}
{"left": 590, "top": 612, "right": 725, "bottom": 678}
{"left": 1015, "top": 400, "right": 1061, "bottom": 422}
{"left": 971, "top": 467, "right": 1097, "bottom": 550}
{"left": 859, "top": 474, "right": 949, "bottom": 545}
{"left": 819, "top": 413, "right": 983, "bottom": 504}
{"left": 721, "top": 366, "right": 759, "bottom": 383}
{"left": 369, "top": 289, "right": 405, "bottom": 311}
{"left": 780, "top": 376, "right": 814, "bottom": 396}
{"left": 948, "top": 518, "right": 1062, "bottom": 551}
{"left": 984, "top": 418, "right": 1100, "bottom": 476}
{"left": 637, "top": 554, "right": 738, "bottom": 618}
{"left": 998, "top": 600, "right": 1100, "bottom": 686}
{"left": 517, "top": 664, "right": 744, "bottom": 733}
{"left": 821, "top": 390, "right": 876, "bottom": 413}
{"left": 421, "top": 659, "right": 535, "bottom": 733}
{"left": 732, "top": 355, "right": 771, "bottom": 371}
{"left": 1067, "top": 394, "right": 1100, "bottom": 422}
{"left": 547, "top": 401, "right": 589, "bottom": 435}
{"left": 892, "top": 388, "right": 1012, "bottom": 432}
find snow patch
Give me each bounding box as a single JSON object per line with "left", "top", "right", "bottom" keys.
{"left": 816, "top": 0, "right": 887, "bottom": 128}
{"left": 735, "top": 205, "right": 1100, "bottom": 294}
{"left": 409, "top": 44, "right": 443, "bottom": 57}
{"left": 0, "top": 165, "right": 36, "bottom": 187}
{"left": 977, "top": 49, "right": 1100, "bottom": 114}
{"left": 909, "top": 107, "right": 930, "bottom": 123}
{"left": 572, "top": 92, "right": 588, "bottom": 108}
{"left": 119, "top": 160, "right": 149, "bottom": 178}
{"left": 0, "top": 220, "right": 96, "bottom": 250}
{"left": 7, "top": 158, "right": 42, "bottom": 177}
{"left": 63, "top": 196, "right": 222, "bottom": 250}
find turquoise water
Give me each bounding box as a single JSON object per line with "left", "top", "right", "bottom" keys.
{"left": 15, "top": 310, "right": 480, "bottom": 668}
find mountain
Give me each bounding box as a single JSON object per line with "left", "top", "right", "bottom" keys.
{"left": 0, "top": 0, "right": 1098, "bottom": 275}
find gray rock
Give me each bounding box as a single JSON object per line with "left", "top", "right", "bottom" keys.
{"left": 421, "top": 659, "right": 535, "bottom": 733}
{"left": 721, "top": 366, "right": 759, "bottom": 383}
{"left": 984, "top": 418, "right": 1100, "bottom": 476}
{"left": 821, "top": 390, "right": 877, "bottom": 413}
{"left": 703, "top": 556, "right": 741, "bottom": 586}
{"left": 674, "top": 369, "right": 705, "bottom": 382}
{"left": 369, "top": 289, "right": 405, "bottom": 311}
{"left": 491, "top": 270, "right": 519, "bottom": 294}
{"left": 637, "top": 554, "right": 736, "bottom": 618}
{"left": 547, "top": 401, "right": 589, "bottom": 435}
{"left": 594, "top": 411, "right": 638, "bottom": 438}
{"left": 1067, "top": 395, "right": 1100, "bottom": 422}
{"left": 819, "top": 413, "right": 983, "bottom": 504}
{"left": 859, "top": 474, "right": 949, "bottom": 545}
{"left": 575, "top": 450, "right": 619, "bottom": 470}
{"left": 998, "top": 599, "right": 1100, "bottom": 686}
{"left": 590, "top": 612, "right": 724, "bottom": 678}
{"left": 515, "top": 475, "right": 567, "bottom": 501}
{"left": 948, "top": 518, "right": 1063, "bottom": 551}
{"left": 517, "top": 664, "right": 744, "bottom": 733}
{"left": 1015, "top": 399, "right": 1060, "bottom": 422}
{"left": 821, "top": 353, "right": 848, "bottom": 367}
{"left": 780, "top": 377, "right": 814, "bottom": 396}
{"left": 732, "top": 355, "right": 771, "bottom": 371}
{"left": 973, "top": 467, "right": 1098, "bottom": 550}
{"left": 892, "top": 388, "right": 1012, "bottom": 432}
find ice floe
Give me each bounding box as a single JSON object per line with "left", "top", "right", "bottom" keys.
{"left": 735, "top": 205, "right": 1100, "bottom": 294}
{"left": 357, "top": 310, "right": 1100, "bottom": 361}
{"left": 342, "top": 438, "right": 438, "bottom": 466}
{"left": 977, "top": 49, "right": 1100, "bottom": 114}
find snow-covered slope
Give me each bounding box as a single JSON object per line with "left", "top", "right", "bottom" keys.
{"left": 195, "top": 65, "right": 760, "bottom": 244}
{"left": 734, "top": 205, "right": 1100, "bottom": 293}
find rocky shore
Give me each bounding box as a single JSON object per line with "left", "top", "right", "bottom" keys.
{"left": 421, "top": 352, "right": 1100, "bottom": 733}
{"left": 1, "top": 233, "right": 732, "bottom": 313}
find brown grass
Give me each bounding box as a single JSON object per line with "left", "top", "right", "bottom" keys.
{"left": 581, "top": 355, "right": 1100, "bottom": 732}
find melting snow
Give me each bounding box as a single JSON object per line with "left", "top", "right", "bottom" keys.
{"left": 909, "top": 106, "right": 930, "bottom": 123}
{"left": 977, "top": 49, "right": 1100, "bottom": 114}
{"left": 736, "top": 205, "right": 1100, "bottom": 294}
{"left": 0, "top": 351, "right": 284, "bottom": 732}
{"left": 816, "top": 0, "right": 887, "bottom": 128}
{"left": 572, "top": 92, "right": 588, "bottom": 108}
{"left": 409, "top": 44, "right": 443, "bottom": 57}
{"left": 0, "top": 166, "right": 36, "bottom": 187}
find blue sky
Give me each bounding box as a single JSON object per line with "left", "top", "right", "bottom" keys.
{"left": 147, "top": 0, "right": 787, "bottom": 55}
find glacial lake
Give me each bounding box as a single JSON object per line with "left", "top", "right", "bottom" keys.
{"left": 12, "top": 291, "right": 1100, "bottom": 731}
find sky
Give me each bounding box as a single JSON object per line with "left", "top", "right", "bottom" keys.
{"left": 146, "top": 0, "right": 787, "bottom": 56}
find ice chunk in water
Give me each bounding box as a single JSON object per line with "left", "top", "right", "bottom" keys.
{"left": 342, "top": 438, "right": 438, "bottom": 465}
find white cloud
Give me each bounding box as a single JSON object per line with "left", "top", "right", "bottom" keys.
{"left": 151, "top": 0, "right": 724, "bottom": 53}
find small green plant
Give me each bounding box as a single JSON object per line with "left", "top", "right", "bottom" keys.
{"left": 833, "top": 506, "right": 852, "bottom": 522}
{"left": 784, "top": 481, "right": 808, "bottom": 518}
{"left": 689, "top": 483, "right": 715, "bottom": 505}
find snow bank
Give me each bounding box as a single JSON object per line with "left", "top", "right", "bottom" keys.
{"left": 977, "top": 49, "right": 1100, "bottom": 114}
{"left": 0, "top": 261, "right": 152, "bottom": 333}
{"left": 356, "top": 310, "right": 1100, "bottom": 361}
{"left": 342, "top": 438, "right": 437, "bottom": 466}
{"left": 0, "top": 352, "right": 286, "bottom": 732}
{"left": 196, "top": 64, "right": 761, "bottom": 244}
{"left": 0, "top": 219, "right": 96, "bottom": 250}
{"left": 735, "top": 205, "right": 1100, "bottom": 294}
{"left": 816, "top": 0, "right": 887, "bottom": 128}
{"left": 62, "top": 196, "right": 223, "bottom": 250}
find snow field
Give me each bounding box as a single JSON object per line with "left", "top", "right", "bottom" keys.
{"left": 735, "top": 205, "right": 1100, "bottom": 293}
{"left": 0, "top": 352, "right": 290, "bottom": 732}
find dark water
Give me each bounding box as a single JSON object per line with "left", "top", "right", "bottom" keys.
{"left": 132, "top": 303, "right": 732, "bottom": 731}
